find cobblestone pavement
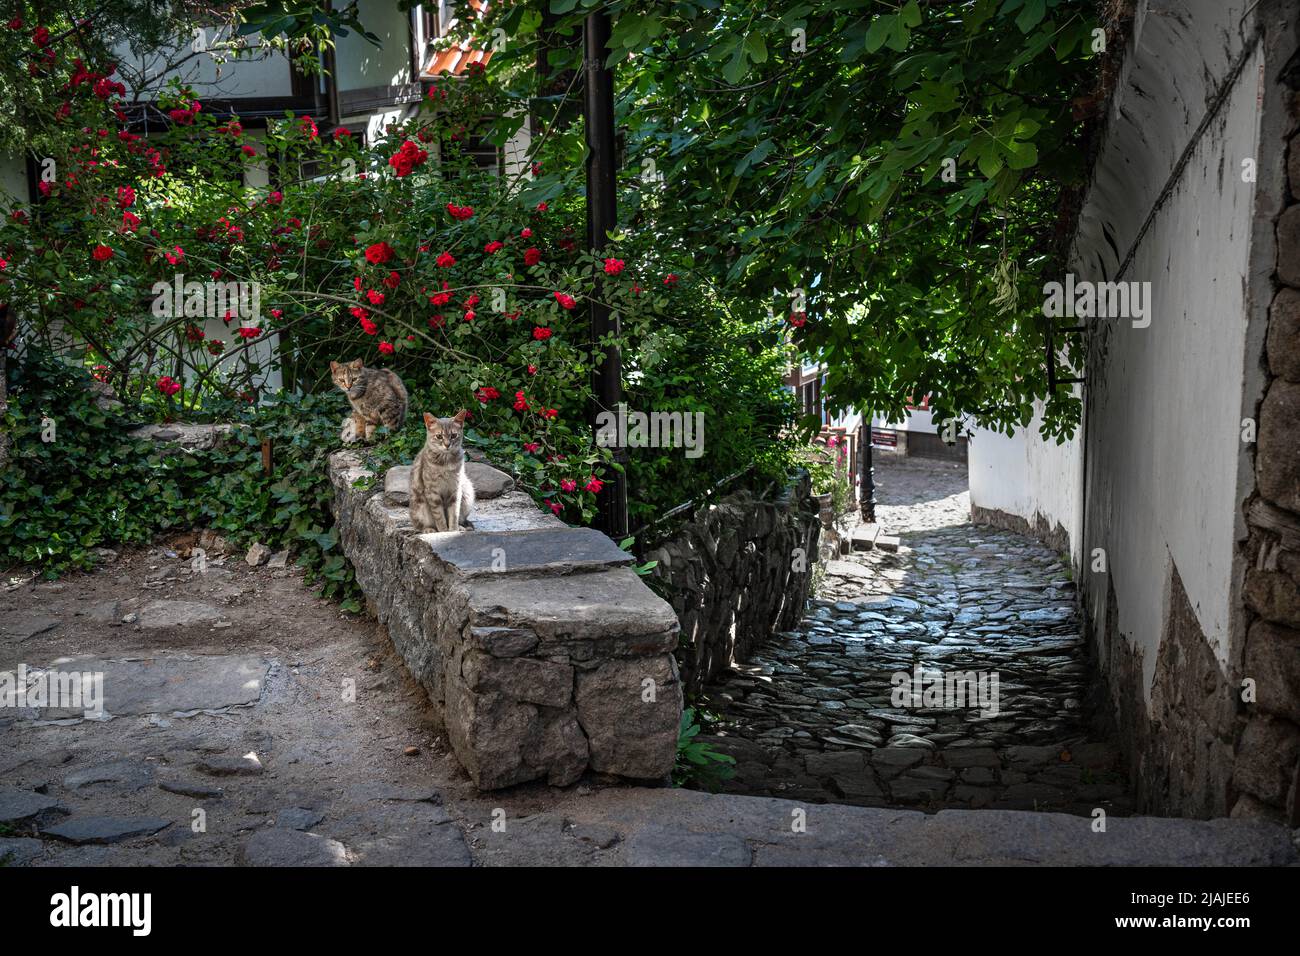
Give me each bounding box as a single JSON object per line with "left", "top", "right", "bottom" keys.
{"left": 694, "top": 455, "right": 1134, "bottom": 816}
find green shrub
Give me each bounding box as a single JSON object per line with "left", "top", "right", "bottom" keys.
{"left": 1, "top": 351, "right": 361, "bottom": 605}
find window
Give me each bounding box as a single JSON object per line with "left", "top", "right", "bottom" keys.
{"left": 423, "top": 1, "right": 458, "bottom": 40}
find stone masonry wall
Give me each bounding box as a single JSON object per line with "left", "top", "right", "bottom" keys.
{"left": 1235, "top": 38, "right": 1300, "bottom": 824}
{"left": 645, "top": 473, "right": 820, "bottom": 697}
{"left": 1077, "top": 0, "right": 1297, "bottom": 820}
{"left": 328, "top": 450, "right": 683, "bottom": 790}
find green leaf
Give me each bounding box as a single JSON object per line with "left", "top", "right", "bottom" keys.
{"left": 1015, "top": 0, "right": 1046, "bottom": 32}
{"left": 865, "top": 14, "right": 895, "bottom": 54}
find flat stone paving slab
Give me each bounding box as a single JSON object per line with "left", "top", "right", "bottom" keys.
{"left": 471, "top": 787, "right": 1300, "bottom": 867}
{"left": 0, "top": 789, "right": 68, "bottom": 825}
{"left": 0, "top": 613, "right": 60, "bottom": 643}
{"left": 42, "top": 815, "right": 172, "bottom": 845}
{"left": 427, "top": 527, "right": 632, "bottom": 577}
{"left": 23, "top": 653, "right": 269, "bottom": 719}
{"left": 468, "top": 568, "right": 679, "bottom": 643}
{"left": 138, "top": 600, "right": 227, "bottom": 628}
{"left": 0, "top": 838, "right": 44, "bottom": 865}
{"left": 242, "top": 828, "right": 348, "bottom": 867}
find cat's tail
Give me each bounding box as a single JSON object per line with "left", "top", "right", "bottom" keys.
{"left": 459, "top": 470, "right": 476, "bottom": 524}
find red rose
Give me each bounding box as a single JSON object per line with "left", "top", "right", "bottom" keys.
{"left": 365, "top": 242, "right": 395, "bottom": 264}
{"left": 447, "top": 203, "right": 474, "bottom": 221}
{"left": 92, "top": 244, "right": 113, "bottom": 261}
{"left": 532, "top": 326, "right": 552, "bottom": 341}
{"left": 378, "top": 341, "right": 394, "bottom": 354}
{"left": 552, "top": 292, "right": 575, "bottom": 310}
{"left": 523, "top": 247, "right": 541, "bottom": 266}
{"left": 387, "top": 139, "right": 428, "bottom": 177}
{"left": 603, "top": 258, "right": 625, "bottom": 275}
{"left": 484, "top": 240, "right": 503, "bottom": 254}
{"left": 360, "top": 317, "right": 378, "bottom": 335}
{"left": 436, "top": 251, "right": 456, "bottom": 268}
{"left": 585, "top": 476, "right": 604, "bottom": 494}
{"left": 367, "top": 290, "right": 385, "bottom": 306}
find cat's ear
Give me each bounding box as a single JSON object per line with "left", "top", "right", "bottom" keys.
{"left": 423, "top": 412, "right": 436, "bottom": 429}
{"left": 349, "top": 359, "right": 363, "bottom": 370}
{"left": 452, "top": 409, "right": 468, "bottom": 424}
{"left": 329, "top": 360, "right": 339, "bottom": 372}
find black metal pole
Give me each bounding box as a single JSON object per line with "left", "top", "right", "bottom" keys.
{"left": 860, "top": 413, "right": 876, "bottom": 523}
{"left": 584, "top": 7, "right": 628, "bottom": 539}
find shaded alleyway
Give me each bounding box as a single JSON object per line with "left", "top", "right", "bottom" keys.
{"left": 693, "top": 455, "right": 1133, "bottom": 816}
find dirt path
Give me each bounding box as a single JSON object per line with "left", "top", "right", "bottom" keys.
{"left": 0, "top": 540, "right": 616, "bottom": 866}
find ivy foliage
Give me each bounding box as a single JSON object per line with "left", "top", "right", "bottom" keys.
{"left": 1, "top": 351, "right": 360, "bottom": 606}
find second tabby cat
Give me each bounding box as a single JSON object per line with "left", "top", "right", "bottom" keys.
{"left": 330, "top": 359, "right": 408, "bottom": 443}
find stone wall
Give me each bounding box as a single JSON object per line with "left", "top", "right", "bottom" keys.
{"left": 970, "top": 505, "right": 1071, "bottom": 557}
{"left": 1234, "top": 20, "right": 1300, "bottom": 824}
{"left": 1067, "top": 0, "right": 1298, "bottom": 819}
{"left": 328, "top": 450, "right": 683, "bottom": 790}
{"left": 644, "top": 473, "right": 820, "bottom": 697}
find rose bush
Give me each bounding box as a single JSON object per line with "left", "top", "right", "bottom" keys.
{"left": 1, "top": 23, "right": 797, "bottom": 572}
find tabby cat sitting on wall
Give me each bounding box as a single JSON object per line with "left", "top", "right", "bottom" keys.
{"left": 330, "top": 359, "right": 408, "bottom": 443}
{"left": 410, "top": 410, "right": 475, "bottom": 532}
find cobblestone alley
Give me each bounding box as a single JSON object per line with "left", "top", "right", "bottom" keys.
{"left": 694, "top": 455, "right": 1134, "bottom": 816}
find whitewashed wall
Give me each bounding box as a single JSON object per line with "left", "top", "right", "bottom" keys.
{"left": 1075, "top": 0, "right": 1263, "bottom": 682}
{"left": 336, "top": 0, "right": 414, "bottom": 91}
{"left": 110, "top": 32, "right": 296, "bottom": 100}
{"left": 968, "top": 402, "right": 1083, "bottom": 568}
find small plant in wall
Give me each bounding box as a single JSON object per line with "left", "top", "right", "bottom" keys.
{"left": 618, "top": 536, "right": 658, "bottom": 576}
{"left": 674, "top": 706, "right": 736, "bottom": 789}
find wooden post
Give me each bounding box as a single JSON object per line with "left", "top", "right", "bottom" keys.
{"left": 584, "top": 6, "right": 628, "bottom": 540}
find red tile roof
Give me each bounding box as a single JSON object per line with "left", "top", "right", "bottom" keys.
{"left": 423, "top": 0, "right": 492, "bottom": 77}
